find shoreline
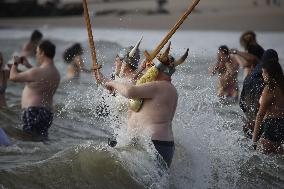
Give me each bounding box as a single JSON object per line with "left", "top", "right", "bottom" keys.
{"left": 0, "top": 0, "right": 284, "bottom": 32}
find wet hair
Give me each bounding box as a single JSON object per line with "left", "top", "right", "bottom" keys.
{"left": 63, "top": 43, "right": 83, "bottom": 64}
{"left": 218, "top": 45, "right": 229, "bottom": 55}
{"left": 261, "top": 49, "right": 284, "bottom": 94}
{"left": 240, "top": 31, "right": 256, "bottom": 48}
{"left": 30, "top": 30, "right": 43, "bottom": 42}
{"left": 38, "top": 40, "right": 56, "bottom": 59}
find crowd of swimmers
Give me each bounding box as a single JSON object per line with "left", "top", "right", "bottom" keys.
{"left": 0, "top": 29, "right": 284, "bottom": 168}
{"left": 210, "top": 31, "right": 284, "bottom": 154}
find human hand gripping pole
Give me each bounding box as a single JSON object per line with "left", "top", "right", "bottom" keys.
{"left": 82, "top": 0, "right": 102, "bottom": 84}
{"left": 133, "top": 0, "right": 201, "bottom": 80}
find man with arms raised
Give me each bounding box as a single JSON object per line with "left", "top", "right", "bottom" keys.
{"left": 105, "top": 44, "right": 188, "bottom": 167}
{"left": 10, "top": 40, "right": 60, "bottom": 139}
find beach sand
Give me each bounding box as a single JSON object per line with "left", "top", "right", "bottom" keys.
{"left": 0, "top": 0, "right": 283, "bottom": 31}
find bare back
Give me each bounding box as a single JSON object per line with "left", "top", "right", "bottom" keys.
{"left": 22, "top": 63, "right": 60, "bottom": 108}
{"left": 263, "top": 86, "right": 284, "bottom": 119}
{"left": 128, "top": 81, "right": 178, "bottom": 141}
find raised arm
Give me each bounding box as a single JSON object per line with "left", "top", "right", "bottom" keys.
{"left": 9, "top": 57, "right": 39, "bottom": 82}
{"left": 230, "top": 49, "right": 258, "bottom": 67}
{"left": 105, "top": 80, "right": 159, "bottom": 99}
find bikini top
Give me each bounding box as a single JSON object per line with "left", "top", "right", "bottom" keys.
{"left": 0, "top": 71, "right": 7, "bottom": 95}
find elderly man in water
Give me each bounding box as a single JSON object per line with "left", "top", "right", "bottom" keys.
{"left": 105, "top": 43, "right": 189, "bottom": 167}
{"left": 10, "top": 40, "right": 60, "bottom": 140}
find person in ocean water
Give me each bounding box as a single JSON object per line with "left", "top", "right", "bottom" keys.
{"left": 95, "top": 37, "right": 142, "bottom": 117}
{"left": 21, "top": 30, "right": 43, "bottom": 59}
{"left": 63, "top": 43, "right": 90, "bottom": 80}
{"left": 0, "top": 52, "right": 10, "bottom": 108}
{"left": 252, "top": 49, "right": 284, "bottom": 154}
{"left": 104, "top": 43, "right": 189, "bottom": 167}
{"left": 209, "top": 45, "right": 239, "bottom": 102}
{"left": 9, "top": 40, "right": 60, "bottom": 140}
{"left": 231, "top": 31, "right": 265, "bottom": 138}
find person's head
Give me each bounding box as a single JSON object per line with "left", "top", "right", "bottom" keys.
{"left": 155, "top": 42, "right": 189, "bottom": 79}
{"left": 36, "top": 40, "right": 56, "bottom": 63}
{"left": 240, "top": 31, "right": 256, "bottom": 49}
{"left": 261, "top": 49, "right": 284, "bottom": 93}
{"left": 117, "top": 37, "right": 142, "bottom": 74}
{"left": 217, "top": 45, "right": 229, "bottom": 61}
{"left": 30, "top": 30, "right": 43, "bottom": 43}
{"left": 63, "top": 43, "right": 83, "bottom": 64}
{"left": 118, "top": 45, "right": 140, "bottom": 72}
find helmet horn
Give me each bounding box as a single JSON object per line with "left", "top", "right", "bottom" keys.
{"left": 160, "top": 42, "right": 171, "bottom": 63}
{"left": 174, "top": 48, "right": 189, "bottom": 67}
{"left": 129, "top": 36, "right": 143, "bottom": 58}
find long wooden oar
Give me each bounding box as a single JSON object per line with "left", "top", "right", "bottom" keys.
{"left": 134, "top": 0, "right": 201, "bottom": 79}
{"left": 82, "top": 0, "right": 101, "bottom": 81}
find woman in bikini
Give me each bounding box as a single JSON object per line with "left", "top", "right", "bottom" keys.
{"left": 209, "top": 45, "right": 239, "bottom": 102}
{"left": 252, "top": 49, "right": 284, "bottom": 154}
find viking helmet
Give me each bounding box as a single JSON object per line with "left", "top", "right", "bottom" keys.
{"left": 117, "top": 36, "right": 143, "bottom": 69}
{"left": 154, "top": 42, "right": 189, "bottom": 76}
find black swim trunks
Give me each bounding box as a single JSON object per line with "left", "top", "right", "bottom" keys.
{"left": 22, "top": 107, "right": 53, "bottom": 138}
{"left": 152, "top": 140, "right": 175, "bottom": 167}
{"left": 261, "top": 118, "right": 284, "bottom": 143}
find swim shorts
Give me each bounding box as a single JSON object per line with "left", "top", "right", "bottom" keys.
{"left": 22, "top": 107, "right": 53, "bottom": 138}
{"left": 152, "top": 140, "right": 175, "bottom": 167}
{"left": 261, "top": 118, "right": 284, "bottom": 143}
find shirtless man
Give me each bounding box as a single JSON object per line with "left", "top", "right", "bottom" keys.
{"left": 105, "top": 45, "right": 188, "bottom": 167}
{"left": 21, "top": 30, "right": 43, "bottom": 58}
{"left": 10, "top": 40, "right": 60, "bottom": 139}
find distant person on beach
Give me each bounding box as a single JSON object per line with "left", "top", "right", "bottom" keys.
{"left": 252, "top": 49, "right": 284, "bottom": 154}
{"left": 209, "top": 45, "right": 239, "bottom": 102}
{"left": 157, "top": 0, "right": 168, "bottom": 12}
{"left": 231, "top": 31, "right": 265, "bottom": 137}
{"left": 21, "top": 30, "right": 43, "bottom": 59}
{"left": 9, "top": 40, "right": 60, "bottom": 140}
{"left": 104, "top": 44, "right": 189, "bottom": 167}
{"left": 0, "top": 52, "right": 11, "bottom": 107}
{"left": 266, "top": 0, "right": 281, "bottom": 6}
{"left": 63, "top": 43, "right": 90, "bottom": 80}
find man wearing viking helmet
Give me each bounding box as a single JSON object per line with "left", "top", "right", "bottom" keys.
{"left": 113, "top": 37, "right": 142, "bottom": 83}
{"left": 94, "top": 37, "right": 142, "bottom": 116}
{"left": 96, "top": 37, "right": 142, "bottom": 84}
{"left": 105, "top": 43, "right": 189, "bottom": 167}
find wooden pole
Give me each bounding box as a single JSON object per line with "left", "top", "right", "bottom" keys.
{"left": 149, "top": 0, "right": 201, "bottom": 60}
{"left": 82, "top": 0, "right": 101, "bottom": 72}
{"left": 134, "top": 0, "right": 201, "bottom": 79}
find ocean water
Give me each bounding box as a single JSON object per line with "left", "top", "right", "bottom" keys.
{"left": 0, "top": 28, "right": 284, "bottom": 189}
